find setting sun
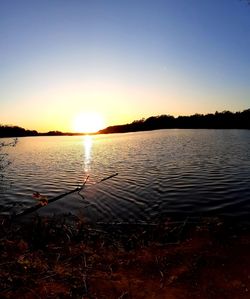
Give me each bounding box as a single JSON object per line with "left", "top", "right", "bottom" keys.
{"left": 73, "top": 112, "right": 105, "bottom": 133}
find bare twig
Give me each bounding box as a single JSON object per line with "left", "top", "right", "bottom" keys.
{"left": 83, "top": 275, "right": 88, "bottom": 295}
{"left": 12, "top": 172, "right": 118, "bottom": 219}
{"left": 118, "top": 291, "right": 128, "bottom": 299}
{"left": 13, "top": 176, "right": 89, "bottom": 219}
{"left": 99, "top": 172, "right": 118, "bottom": 182}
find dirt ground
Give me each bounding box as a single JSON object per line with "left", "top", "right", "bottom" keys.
{"left": 1, "top": 216, "right": 250, "bottom": 299}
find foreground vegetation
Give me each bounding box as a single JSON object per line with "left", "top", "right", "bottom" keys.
{"left": 1, "top": 215, "right": 250, "bottom": 298}
{"left": 0, "top": 138, "right": 17, "bottom": 180}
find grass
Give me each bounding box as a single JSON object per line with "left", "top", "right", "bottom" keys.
{"left": 1, "top": 215, "right": 250, "bottom": 298}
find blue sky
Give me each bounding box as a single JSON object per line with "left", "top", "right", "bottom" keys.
{"left": 0, "top": 0, "right": 249, "bottom": 131}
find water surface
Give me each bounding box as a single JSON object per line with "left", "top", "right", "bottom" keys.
{"left": 1, "top": 129, "right": 250, "bottom": 222}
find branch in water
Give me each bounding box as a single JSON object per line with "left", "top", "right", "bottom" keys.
{"left": 13, "top": 173, "right": 118, "bottom": 219}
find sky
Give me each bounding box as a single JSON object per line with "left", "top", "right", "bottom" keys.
{"left": 0, "top": 0, "right": 250, "bottom": 132}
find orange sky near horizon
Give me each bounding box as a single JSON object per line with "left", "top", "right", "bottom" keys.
{"left": 1, "top": 1, "right": 249, "bottom": 133}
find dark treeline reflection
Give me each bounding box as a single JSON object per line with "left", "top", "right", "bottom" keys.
{"left": 0, "top": 109, "right": 249, "bottom": 137}
{"left": 99, "top": 109, "right": 250, "bottom": 134}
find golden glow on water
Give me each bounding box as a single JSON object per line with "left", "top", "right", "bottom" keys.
{"left": 3, "top": 131, "right": 250, "bottom": 220}
{"left": 83, "top": 135, "right": 92, "bottom": 173}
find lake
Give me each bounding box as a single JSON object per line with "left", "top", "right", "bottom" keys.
{"left": 1, "top": 129, "right": 250, "bottom": 222}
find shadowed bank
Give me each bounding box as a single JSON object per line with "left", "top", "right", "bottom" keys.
{"left": 1, "top": 215, "right": 250, "bottom": 299}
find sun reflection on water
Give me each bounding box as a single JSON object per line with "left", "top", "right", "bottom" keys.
{"left": 83, "top": 135, "right": 92, "bottom": 173}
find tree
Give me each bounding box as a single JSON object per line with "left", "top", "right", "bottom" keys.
{"left": 0, "top": 138, "right": 17, "bottom": 180}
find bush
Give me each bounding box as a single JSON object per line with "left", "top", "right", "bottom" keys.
{"left": 0, "top": 138, "right": 17, "bottom": 179}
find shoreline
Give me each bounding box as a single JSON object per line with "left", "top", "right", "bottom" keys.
{"left": 1, "top": 127, "right": 250, "bottom": 139}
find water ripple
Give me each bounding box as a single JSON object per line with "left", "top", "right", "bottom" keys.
{"left": 1, "top": 130, "right": 250, "bottom": 221}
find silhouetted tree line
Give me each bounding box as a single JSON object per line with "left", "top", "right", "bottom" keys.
{"left": 0, "top": 126, "right": 89, "bottom": 138}
{"left": 0, "top": 125, "right": 39, "bottom": 138}
{"left": 45, "top": 131, "right": 64, "bottom": 136}
{"left": 0, "top": 126, "right": 72, "bottom": 138}
{"left": 99, "top": 109, "right": 250, "bottom": 134}
{"left": 1, "top": 109, "right": 249, "bottom": 137}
